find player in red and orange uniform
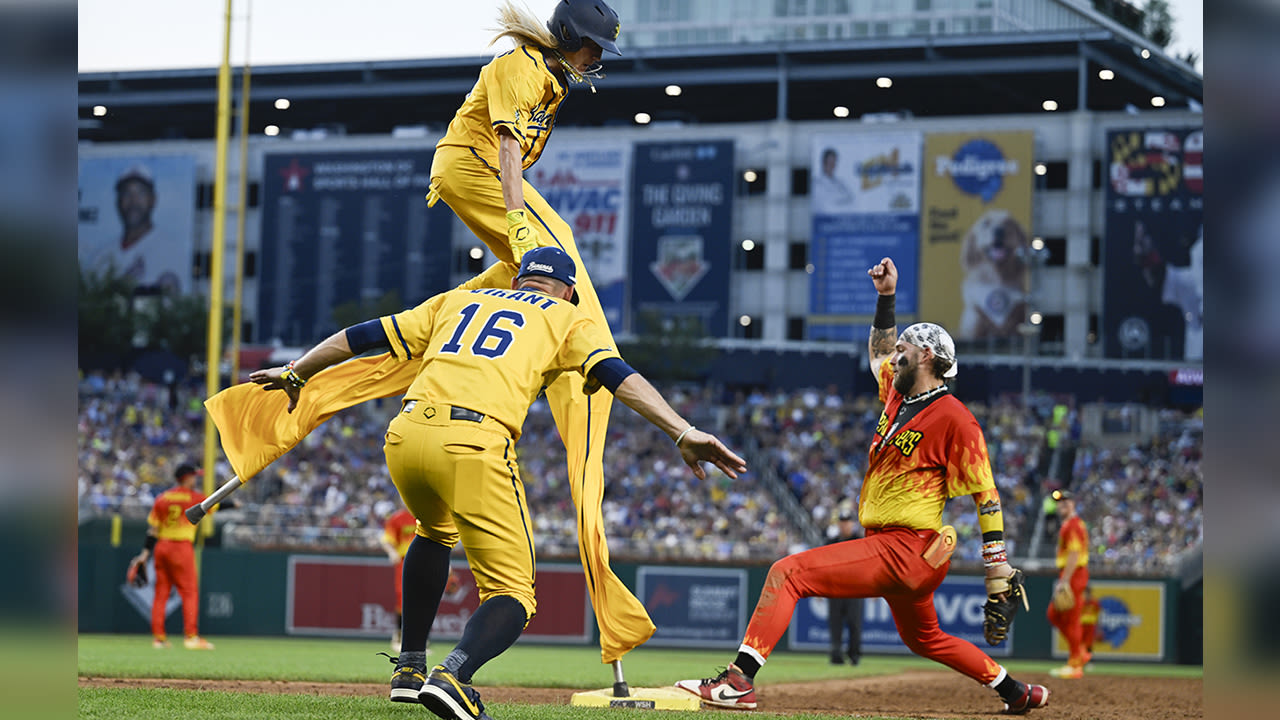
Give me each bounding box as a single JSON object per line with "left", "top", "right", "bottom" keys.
{"left": 381, "top": 506, "right": 419, "bottom": 653}
{"left": 677, "top": 257, "right": 1048, "bottom": 715}
{"left": 1047, "top": 489, "right": 1090, "bottom": 678}
{"left": 1079, "top": 585, "right": 1100, "bottom": 659}
{"left": 127, "top": 463, "right": 214, "bottom": 650}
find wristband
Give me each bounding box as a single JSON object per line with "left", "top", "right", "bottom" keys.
{"left": 674, "top": 426, "right": 696, "bottom": 447}
{"left": 143, "top": 535, "right": 157, "bottom": 553}
{"left": 981, "top": 540, "right": 1008, "bottom": 567}
{"left": 873, "top": 293, "right": 896, "bottom": 329}
{"left": 281, "top": 361, "right": 307, "bottom": 390}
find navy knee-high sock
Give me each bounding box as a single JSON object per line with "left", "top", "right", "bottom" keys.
{"left": 439, "top": 595, "right": 527, "bottom": 684}
{"left": 400, "top": 536, "right": 452, "bottom": 662}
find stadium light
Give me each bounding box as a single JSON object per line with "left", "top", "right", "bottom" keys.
{"left": 1042, "top": 99, "right": 1059, "bottom": 111}
{"left": 1140, "top": 48, "right": 1151, "bottom": 59}
{"left": 833, "top": 105, "right": 850, "bottom": 118}
{"left": 1151, "top": 95, "right": 1166, "bottom": 107}
{"left": 1029, "top": 312, "right": 1043, "bottom": 325}
{"left": 469, "top": 246, "right": 484, "bottom": 260}
{"left": 275, "top": 98, "right": 291, "bottom": 110}
{"left": 738, "top": 315, "right": 753, "bottom": 327}
{"left": 92, "top": 105, "right": 107, "bottom": 117}
{"left": 1034, "top": 163, "right": 1047, "bottom": 176}
{"left": 264, "top": 124, "right": 280, "bottom": 136}
{"left": 805, "top": 263, "right": 815, "bottom": 274}
{"left": 876, "top": 77, "right": 892, "bottom": 88}
{"left": 634, "top": 112, "right": 651, "bottom": 124}
{"left": 665, "top": 84, "right": 682, "bottom": 97}
{"left": 1031, "top": 237, "right": 1045, "bottom": 251}
{"left": 741, "top": 239, "right": 756, "bottom": 251}
{"left": 1098, "top": 68, "right": 1115, "bottom": 81}
{"left": 743, "top": 169, "right": 758, "bottom": 182}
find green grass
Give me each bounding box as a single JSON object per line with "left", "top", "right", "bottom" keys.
{"left": 78, "top": 634, "right": 1202, "bottom": 719}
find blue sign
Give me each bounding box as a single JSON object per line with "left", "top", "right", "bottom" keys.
{"left": 257, "top": 150, "right": 454, "bottom": 345}
{"left": 788, "top": 575, "right": 1010, "bottom": 657}
{"left": 630, "top": 140, "right": 734, "bottom": 337}
{"left": 945, "top": 138, "right": 1018, "bottom": 203}
{"left": 637, "top": 567, "right": 746, "bottom": 648}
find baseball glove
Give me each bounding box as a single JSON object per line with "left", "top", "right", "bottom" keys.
{"left": 982, "top": 568, "right": 1028, "bottom": 646}
{"left": 126, "top": 557, "right": 148, "bottom": 588}
{"left": 1052, "top": 581, "right": 1075, "bottom": 612}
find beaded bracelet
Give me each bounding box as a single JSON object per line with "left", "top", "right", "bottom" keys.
{"left": 281, "top": 361, "right": 307, "bottom": 390}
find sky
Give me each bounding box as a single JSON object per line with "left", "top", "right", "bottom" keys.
{"left": 78, "top": 0, "right": 1203, "bottom": 73}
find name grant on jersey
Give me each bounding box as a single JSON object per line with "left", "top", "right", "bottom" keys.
{"left": 469, "top": 287, "right": 560, "bottom": 310}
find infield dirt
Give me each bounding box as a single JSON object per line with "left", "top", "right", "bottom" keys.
{"left": 80, "top": 670, "right": 1201, "bottom": 719}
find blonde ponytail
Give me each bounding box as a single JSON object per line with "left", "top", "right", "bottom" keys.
{"left": 489, "top": 0, "right": 559, "bottom": 50}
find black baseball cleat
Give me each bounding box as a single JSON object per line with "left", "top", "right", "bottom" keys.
{"left": 1003, "top": 683, "right": 1050, "bottom": 714}
{"left": 389, "top": 664, "right": 425, "bottom": 703}
{"left": 419, "top": 665, "right": 495, "bottom": 720}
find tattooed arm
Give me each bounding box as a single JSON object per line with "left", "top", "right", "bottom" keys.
{"left": 867, "top": 257, "right": 898, "bottom": 374}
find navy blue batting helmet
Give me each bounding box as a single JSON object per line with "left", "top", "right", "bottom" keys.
{"left": 547, "top": 0, "right": 622, "bottom": 56}
{"left": 516, "top": 246, "right": 580, "bottom": 304}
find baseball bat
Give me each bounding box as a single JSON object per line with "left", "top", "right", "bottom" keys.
{"left": 185, "top": 475, "right": 244, "bottom": 524}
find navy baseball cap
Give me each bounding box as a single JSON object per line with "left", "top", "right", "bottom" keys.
{"left": 516, "top": 247, "right": 579, "bottom": 304}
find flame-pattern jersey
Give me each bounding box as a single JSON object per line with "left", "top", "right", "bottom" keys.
{"left": 383, "top": 508, "right": 418, "bottom": 559}
{"left": 437, "top": 45, "right": 568, "bottom": 171}
{"left": 858, "top": 357, "right": 996, "bottom": 531}
{"left": 147, "top": 486, "right": 208, "bottom": 542}
{"left": 1056, "top": 515, "right": 1089, "bottom": 569}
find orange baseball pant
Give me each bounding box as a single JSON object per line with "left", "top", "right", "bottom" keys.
{"left": 1046, "top": 566, "right": 1090, "bottom": 664}
{"left": 741, "top": 527, "right": 1003, "bottom": 684}
{"left": 151, "top": 539, "right": 199, "bottom": 639}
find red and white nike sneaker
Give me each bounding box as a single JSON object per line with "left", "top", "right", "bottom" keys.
{"left": 675, "top": 664, "right": 757, "bottom": 710}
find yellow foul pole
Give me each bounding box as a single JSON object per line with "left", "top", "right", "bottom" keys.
{"left": 231, "top": 1, "right": 252, "bottom": 386}
{"left": 200, "top": 0, "right": 235, "bottom": 536}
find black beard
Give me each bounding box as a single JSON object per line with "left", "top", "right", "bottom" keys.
{"left": 893, "top": 361, "right": 916, "bottom": 395}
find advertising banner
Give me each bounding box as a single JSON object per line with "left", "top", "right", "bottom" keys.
{"left": 630, "top": 140, "right": 734, "bottom": 337}
{"left": 1051, "top": 580, "right": 1165, "bottom": 661}
{"left": 257, "top": 150, "right": 454, "bottom": 345}
{"left": 78, "top": 154, "right": 198, "bottom": 294}
{"left": 1103, "top": 128, "right": 1204, "bottom": 360}
{"left": 528, "top": 140, "right": 631, "bottom": 333}
{"left": 809, "top": 132, "right": 922, "bottom": 341}
{"left": 286, "top": 557, "right": 591, "bottom": 642}
{"left": 637, "top": 566, "right": 747, "bottom": 648}
{"left": 919, "top": 131, "right": 1035, "bottom": 340}
{"left": 788, "top": 576, "right": 1011, "bottom": 656}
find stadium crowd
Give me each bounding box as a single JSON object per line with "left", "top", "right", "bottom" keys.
{"left": 77, "top": 369, "right": 1201, "bottom": 573}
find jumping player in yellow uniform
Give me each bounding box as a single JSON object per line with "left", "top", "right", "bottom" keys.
{"left": 251, "top": 248, "right": 746, "bottom": 720}
{"left": 426, "top": 6, "right": 628, "bottom": 650}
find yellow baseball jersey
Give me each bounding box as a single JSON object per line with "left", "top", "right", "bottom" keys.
{"left": 437, "top": 45, "right": 568, "bottom": 171}
{"left": 859, "top": 358, "right": 997, "bottom": 530}
{"left": 378, "top": 287, "right": 619, "bottom": 439}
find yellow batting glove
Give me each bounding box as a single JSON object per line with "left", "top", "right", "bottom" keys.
{"left": 506, "top": 209, "right": 541, "bottom": 263}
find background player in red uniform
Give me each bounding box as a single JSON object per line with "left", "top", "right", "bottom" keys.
{"left": 675, "top": 257, "right": 1048, "bottom": 715}
{"left": 1047, "top": 489, "right": 1091, "bottom": 678}
{"left": 251, "top": 247, "right": 745, "bottom": 720}
{"left": 381, "top": 505, "right": 418, "bottom": 653}
{"left": 127, "top": 463, "right": 215, "bottom": 649}
{"left": 1079, "top": 584, "right": 1100, "bottom": 662}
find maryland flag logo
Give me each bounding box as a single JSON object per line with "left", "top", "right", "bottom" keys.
{"left": 612, "top": 22, "right": 620, "bottom": 40}
{"left": 1109, "top": 131, "right": 1182, "bottom": 197}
